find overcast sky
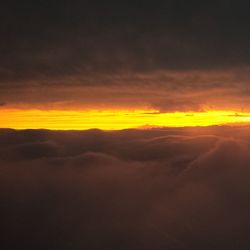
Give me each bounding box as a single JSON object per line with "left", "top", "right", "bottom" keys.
{"left": 1, "top": 1, "right": 250, "bottom": 111}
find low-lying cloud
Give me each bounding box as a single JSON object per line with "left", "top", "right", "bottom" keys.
{"left": 0, "top": 126, "right": 250, "bottom": 249}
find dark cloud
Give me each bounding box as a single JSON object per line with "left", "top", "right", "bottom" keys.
{"left": 0, "top": 127, "right": 250, "bottom": 249}
{"left": 0, "top": 1, "right": 250, "bottom": 111}
{"left": 0, "top": 1, "right": 250, "bottom": 84}
{"left": 1, "top": 68, "right": 250, "bottom": 111}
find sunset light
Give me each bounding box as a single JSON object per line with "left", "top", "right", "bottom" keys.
{"left": 1, "top": 109, "right": 250, "bottom": 130}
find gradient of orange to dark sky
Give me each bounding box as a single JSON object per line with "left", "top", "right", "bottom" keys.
{"left": 1, "top": 1, "right": 250, "bottom": 129}
{"left": 2, "top": 67, "right": 250, "bottom": 129}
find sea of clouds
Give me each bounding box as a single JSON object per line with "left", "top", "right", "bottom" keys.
{"left": 0, "top": 126, "right": 250, "bottom": 249}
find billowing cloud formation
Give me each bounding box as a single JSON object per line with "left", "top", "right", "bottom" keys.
{"left": 1, "top": 127, "right": 250, "bottom": 249}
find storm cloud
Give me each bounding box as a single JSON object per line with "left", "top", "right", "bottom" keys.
{"left": 1, "top": 127, "right": 250, "bottom": 249}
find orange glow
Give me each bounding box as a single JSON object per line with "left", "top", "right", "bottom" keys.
{"left": 1, "top": 109, "right": 250, "bottom": 130}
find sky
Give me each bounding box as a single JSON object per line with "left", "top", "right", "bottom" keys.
{"left": 1, "top": 1, "right": 250, "bottom": 129}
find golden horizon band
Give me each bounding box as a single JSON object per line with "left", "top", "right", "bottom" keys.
{"left": 1, "top": 109, "right": 250, "bottom": 130}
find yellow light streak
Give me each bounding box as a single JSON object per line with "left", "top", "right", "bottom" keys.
{"left": 1, "top": 109, "right": 250, "bottom": 130}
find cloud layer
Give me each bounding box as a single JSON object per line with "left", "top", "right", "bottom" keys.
{"left": 1, "top": 1, "right": 250, "bottom": 111}
{"left": 1, "top": 1, "right": 250, "bottom": 81}
{"left": 1, "top": 127, "right": 250, "bottom": 249}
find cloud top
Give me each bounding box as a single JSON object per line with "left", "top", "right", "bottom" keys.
{"left": 0, "top": 127, "right": 250, "bottom": 249}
